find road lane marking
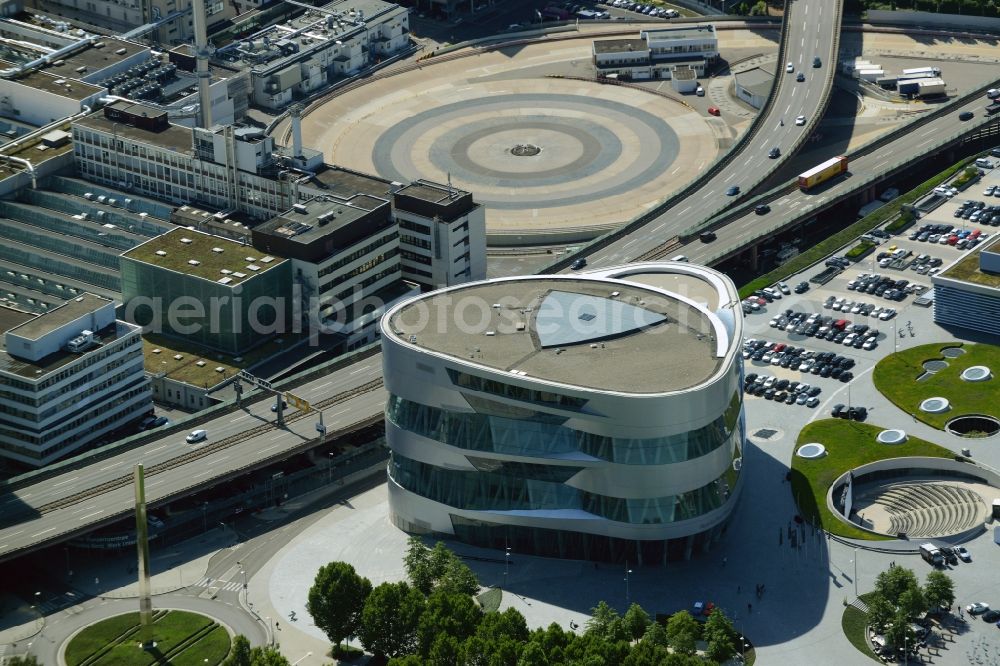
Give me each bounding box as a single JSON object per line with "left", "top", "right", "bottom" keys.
{"left": 349, "top": 364, "right": 371, "bottom": 375}
{"left": 71, "top": 504, "right": 97, "bottom": 515}
{"left": 260, "top": 444, "right": 278, "bottom": 453}
{"left": 99, "top": 461, "right": 125, "bottom": 471}
{"left": 53, "top": 476, "right": 79, "bottom": 487}
{"left": 80, "top": 511, "right": 104, "bottom": 520}
{"left": 147, "top": 445, "right": 166, "bottom": 454}
{"left": 230, "top": 414, "right": 249, "bottom": 423}
{"left": 31, "top": 528, "right": 55, "bottom": 537}
{"left": 314, "top": 382, "right": 333, "bottom": 391}
{"left": 679, "top": 206, "right": 692, "bottom": 215}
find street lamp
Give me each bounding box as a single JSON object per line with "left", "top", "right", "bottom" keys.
{"left": 625, "top": 564, "right": 632, "bottom": 606}
{"left": 237, "top": 561, "right": 247, "bottom": 591}
{"left": 853, "top": 547, "right": 858, "bottom": 597}
{"left": 504, "top": 547, "right": 510, "bottom": 588}
{"left": 202, "top": 503, "right": 208, "bottom": 533}
{"left": 328, "top": 452, "right": 335, "bottom": 485}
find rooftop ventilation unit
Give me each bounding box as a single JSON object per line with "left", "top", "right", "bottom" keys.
{"left": 65, "top": 330, "right": 94, "bottom": 353}
{"left": 155, "top": 250, "right": 167, "bottom": 256}
{"left": 292, "top": 203, "right": 308, "bottom": 214}
{"left": 212, "top": 247, "right": 224, "bottom": 253}
{"left": 180, "top": 237, "right": 193, "bottom": 244}
{"left": 188, "top": 259, "right": 201, "bottom": 265}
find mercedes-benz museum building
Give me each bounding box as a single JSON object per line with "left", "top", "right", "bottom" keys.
{"left": 380, "top": 262, "right": 745, "bottom": 564}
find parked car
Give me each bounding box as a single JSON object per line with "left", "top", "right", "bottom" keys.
{"left": 957, "top": 546, "right": 971, "bottom": 562}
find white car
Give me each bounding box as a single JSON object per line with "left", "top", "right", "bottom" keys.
{"left": 967, "top": 602, "right": 990, "bottom": 615}
{"left": 786, "top": 62, "right": 794, "bottom": 73}
{"left": 862, "top": 338, "right": 877, "bottom": 351}
{"left": 957, "top": 546, "right": 972, "bottom": 562}
{"left": 795, "top": 115, "right": 806, "bottom": 126}
{"left": 843, "top": 333, "right": 857, "bottom": 346}
{"left": 879, "top": 309, "right": 896, "bottom": 320}
{"left": 185, "top": 429, "right": 207, "bottom": 443}
{"left": 777, "top": 282, "right": 791, "bottom": 295}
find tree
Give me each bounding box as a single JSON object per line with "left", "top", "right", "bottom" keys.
{"left": 924, "top": 570, "right": 955, "bottom": 611}
{"left": 440, "top": 555, "right": 480, "bottom": 596}
{"left": 898, "top": 585, "right": 926, "bottom": 620}
{"left": 247, "top": 646, "right": 291, "bottom": 666}
{"left": 429, "top": 634, "right": 462, "bottom": 666}
{"left": 874, "top": 566, "right": 920, "bottom": 602}
{"left": 404, "top": 536, "right": 436, "bottom": 595}
{"left": 359, "top": 581, "right": 426, "bottom": 658}
{"left": 665, "top": 611, "right": 700, "bottom": 656}
{"left": 517, "top": 641, "right": 550, "bottom": 666}
{"left": 883, "top": 610, "right": 917, "bottom": 655}
{"left": 306, "top": 561, "right": 372, "bottom": 651}
{"left": 416, "top": 589, "right": 482, "bottom": 657}
{"left": 640, "top": 621, "right": 668, "bottom": 648}
{"left": 222, "top": 635, "right": 253, "bottom": 666}
{"left": 866, "top": 594, "right": 895, "bottom": 633}
{"left": 623, "top": 603, "right": 651, "bottom": 642}
{"left": 586, "top": 600, "right": 620, "bottom": 638}
{"left": 703, "top": 609, "right": 738, "bottom": 662}
{"left": 6, "top": 656, "right": 40, "bottom": 666}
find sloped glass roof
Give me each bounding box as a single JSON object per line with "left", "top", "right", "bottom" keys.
{"left": 535, "top": 290, "right": 667, "bottom": 348}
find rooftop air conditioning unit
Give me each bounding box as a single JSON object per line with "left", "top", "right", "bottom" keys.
{"left": 65, "top": 330, "right": 94, "bottom": 353}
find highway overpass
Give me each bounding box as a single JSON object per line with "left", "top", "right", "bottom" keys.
{"left": 548, "top": 0, "right": 845, "bottom": 270}
{"left": 0, "top": 355, "right": 387, "bottom": 562}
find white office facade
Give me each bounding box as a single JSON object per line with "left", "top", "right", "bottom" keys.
{"left": 0, "top": 294, "right": 151, "bottom": 467}
{"left": 381, "top": 263, "right": 745, "bottom": 564}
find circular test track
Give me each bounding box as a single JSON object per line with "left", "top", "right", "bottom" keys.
{"left": 296, "top": 33, "right": 721, "bottom": 246}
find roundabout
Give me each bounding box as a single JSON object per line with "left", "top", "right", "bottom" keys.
{"left": 299, "top": 39, "right": 720, "bottom": 245}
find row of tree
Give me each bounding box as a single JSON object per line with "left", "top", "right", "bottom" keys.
{"left": 865, "top": 565, "right": 955, "bottom": 652}
{"left": 304, "top": 537, "right": 743, "bottom": 664}
{"left": 855, "top": 0, "right": 1000, "bottom": 15}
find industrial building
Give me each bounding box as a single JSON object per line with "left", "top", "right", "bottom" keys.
{"left": 216, "top": 0, "right": 411, "bottom": 110}
{"left": 592, "top": 24, "right": 718, "bottom": 81}
{"left": 381, "top": 262, "right": 746, "bottom": 564}
{"left": 120, "top": 227, "right": 293, "bottom": 355}
{"left": 933, "top": 236, "right": 1000, "bottom": 337}
{"left": 0, "top": 292, "right": 151, "bottom": 467}
{"left": 734, "top": 64, "right": 774, "bottom": 110}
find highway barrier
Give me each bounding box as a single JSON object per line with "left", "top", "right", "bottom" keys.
{"left": 536, "top": 9, "right": 798, "bottom": 271}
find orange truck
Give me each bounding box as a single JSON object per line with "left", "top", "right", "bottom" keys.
{"left": 798, "top": 156, "right": 849, "bottom": 190}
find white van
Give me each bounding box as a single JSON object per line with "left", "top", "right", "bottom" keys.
{"left": 185, "top": 429, "right": 207, "bottom": 443}
{"left": 671, "top": 255, "right": 690, "bottom": 262}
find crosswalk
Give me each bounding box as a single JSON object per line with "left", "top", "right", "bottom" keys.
{"left": 192, "top": 577, "right": 243, "bottom": 592}
{"left": 33, "top": 591, "right": 80, "bottom": 615}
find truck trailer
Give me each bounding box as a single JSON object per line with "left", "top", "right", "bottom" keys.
{"left": 902, "top": 66, "right": 942, "bottom": 77}
{"left": 798, "top": 156, "right": 849, "bottom": 190}
{"left": 919, "top": 543, "right": 943, "bottom": 566}
{"left": 916, "top": 78, "right": 946, "bottom": 97}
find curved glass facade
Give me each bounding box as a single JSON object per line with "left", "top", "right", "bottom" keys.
{"left": 389, "top": 451, "right": 739, "bottom": 525}
{"left": 386, "top": 391, "right": 741, "bottom": 465}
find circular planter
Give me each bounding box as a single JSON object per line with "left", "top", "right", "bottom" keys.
{"left": 922, "top": 360, "right": 948, "bottom": 372}
{"left": 941, "top": 346, "right": 966, "bottom": 358}
{"left": 946, "top": 415, "right": 1000, "bottom": 438}
{"left": 961, "top": 366, "right": 992, "bottom": 382}
{"left": 920, "top": 397, "right": 951, "bottom": 413}
{"left": 796, "top": 443, "right": 827, "bottom": 459}
{"left": 876, "top": 429, "right": 907, "bottom": 445}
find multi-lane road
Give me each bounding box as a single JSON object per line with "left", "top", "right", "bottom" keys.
{"left": 674, "top": 85, "right": 1000, "bottom": 266}
{"left": 0, "top": 357, "right": 387, "bottom": 561}
{"left": 580, "top": 0, "right": 844, "bottom": 267}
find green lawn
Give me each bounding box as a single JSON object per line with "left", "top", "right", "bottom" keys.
{"left": 477, "top": 587, "right": 502, "bottom": 613}
{"left": 842, "top": 593, "right": 880, "bottom": 662}
{"left": 791, "top": 420, "right": 953, "bottom": 540}
{"left": 65, "top": 611, "right": 231, "bottom": 666}
{"left": 873, "top": 342, "right": 1000, "bottom": 429}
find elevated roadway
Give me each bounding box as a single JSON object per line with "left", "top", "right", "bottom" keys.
{"left": 562, "top": 0, "right": 845, "bottom": 269}
{"left": 0, "top": 356, "right": 386, "bottom": 562}
{"left": 670, "top": 83, "right": 1000, "bottom": 267}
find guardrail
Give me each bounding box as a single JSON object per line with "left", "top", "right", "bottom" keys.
{"left": 536, "top": 9, "right": 797, "bottom": 272}
{"left": 679, "top": 79, "right": 1000, "bottom": 265}
{"left": 0, "top": 341, "right": 384, "bottom": 493}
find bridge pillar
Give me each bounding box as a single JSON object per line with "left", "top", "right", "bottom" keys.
{"left": 747, "top": 244, "right": 759, "bottom": 271}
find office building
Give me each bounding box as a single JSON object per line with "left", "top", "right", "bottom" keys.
{"left": 393, "top": 179, "right": 486, "bottom": 290}
{"left": 120, "top": 227, "right": 292, "bottom": 354}
{"left": 592, "top": 24, "right": 718, "bottom": 80}
{"left": 26, "top": 0, "right": 235, "bottom": 44}
{"left": 381, "top": 262, "right": 746, "bottom": 564}
{"left": 0, "top": 293, "right": 150, "bottom": 467}
{"left": 933, "top": 236, "right": 1000, "bottom": 336}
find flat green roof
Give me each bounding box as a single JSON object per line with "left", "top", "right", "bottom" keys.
{"left": 939, "top": 236, "right": 1000, "bottom": 288}
{"left": 123, "top": 227, "right": 287, "bottom": 286}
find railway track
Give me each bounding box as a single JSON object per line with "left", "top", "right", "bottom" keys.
{"left": 30, "top": 378, "right": 385, "bottom": 517}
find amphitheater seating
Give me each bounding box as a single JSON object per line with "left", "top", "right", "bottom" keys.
{"left": 857, "top": 482, "right": 987, "bottom": 537}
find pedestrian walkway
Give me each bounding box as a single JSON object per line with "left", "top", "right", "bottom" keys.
{"left": 192, "top": 578, "right": 244, "bottom": 593}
